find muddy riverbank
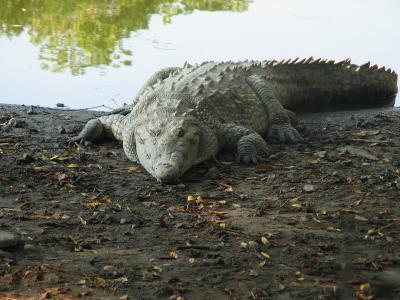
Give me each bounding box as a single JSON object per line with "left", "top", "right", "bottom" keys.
{"left": 0, "top": 104, "right": 399, "bottom": 299}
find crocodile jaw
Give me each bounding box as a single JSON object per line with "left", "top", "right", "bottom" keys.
{"left": 134, "top": 115, "right": 201, "bottom": 183}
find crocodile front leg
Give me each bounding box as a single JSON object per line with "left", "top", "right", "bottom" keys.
{"left": 215, "top": 122, "right": 270, "bottom": 164}
{"left": 246, "top": 75, "right": 303, "bottom": 143}
{"left": 69, "top": 114, "right": 126, "bottom": 144}
{"left": 106, "top": 67, "right": 181, "bottom": 116}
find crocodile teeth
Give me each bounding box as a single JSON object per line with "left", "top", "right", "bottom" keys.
{"left": 290, "top": 57, "right": 299, "bottom": 64}
{"left": 284, "top": 59, "right": 291, "bottom": 64}
{"left": 378, "top": 66, "right": 386, "bottom": 72}
{"left": 387, "top": 68, "right": 392, "bottom": 73}
{"left": 278, "top": 59, "right": 285, "bottom": 64}
{"left": 312, "top": 58, "right": 321, "bottom": 64}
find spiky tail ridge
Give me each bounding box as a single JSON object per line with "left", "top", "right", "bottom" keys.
{"left": 262, "top": 57, "right": 398, "bottom": 112}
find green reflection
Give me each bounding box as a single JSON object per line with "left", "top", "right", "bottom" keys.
{"left": 0, "top": 0, "right": 250, "bottom": 75}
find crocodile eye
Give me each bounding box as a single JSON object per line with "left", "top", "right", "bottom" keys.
{"left": 177, "top": 129, "right": 185, "bottom": 137}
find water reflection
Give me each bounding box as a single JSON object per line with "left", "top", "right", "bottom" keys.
{"left": 0, "top": 0, "right": 398, "bottom": 109}
{"left": 0, "top": 0, "right": 249, "bottom": 75}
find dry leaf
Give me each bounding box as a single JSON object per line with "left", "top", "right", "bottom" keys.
{"left": 219, "top": 223, "right": 226, "bottom": 229}
{"left": 78, "top": 216, "right": 87, "bottom": 225}
{"left": 169, "top": 251, "right": 179, "bottom": 259}
{"left": 67, "top": 163, "right": 80, "bottom": 168}
{"left": 32, "top": 166, "right": 51, "bottom": 171}
{"left": 224, "top": 185, "right": 233, "bottom": 193}
{"left": 295, "top": 271, "right": 305, "bottom": 282}
{"left": 260, "top": 252, "right": 271, "bottom": 259}
{"left": 50, "top": 155, "right": 71, "bottom": 162}
{"left": 259, "top": 260, "right": 267, "bottom": 267}
{"left": 354, "top": 215, "right": 368, "bottom": 222}
{"left": 80, "top": 193, "right": 98, "bottom": 200}
{"left": 111, "top": 165, "right": 140, "bottom": 173}
{"left": 308, "top": 158, "right": 320, "bottom": 164}
{"left": 326, "top": 226, "right": 336, "bottom": 232}
{"left": 93, "top": 277, "right": 106, "bottom": 288}
{"left": 209, "top": 210, "right": 227, "bottom": 216}
{"left": 291, "top": 203, "right": 303, "bottom": 209}
{"left": 188, "top": 258, "right": 195, "bottom": 264}
{"left": 261, "top": 236, "right": 270, "bottom": 245}
{"left": 142, "top": 201, "right": 160, "bottom": 207}
{"left": 351, "top": 129, "right": 380, "bottom": 137}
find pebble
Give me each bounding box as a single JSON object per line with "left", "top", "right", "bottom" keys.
{"left": 303, "top": 184, "right": 316, "bottom": 193}
{"left": 0, "top": 230, "right": 24, "bottom": 250}
{"left": 239, "top": 194, "right": 248, "bottom": 200}
{"left": 315, "top": 151, "right": 327, "bottom": 158}
{"left": 26, "top": 106, "right": 35, "bottom": 114}
{"left": 57, "top": 125, "right": 66, "bottom": 134}
{"left": 103, "top": 265, "right": 120, "bottom": 276}
{"left": 175, "top": 183, "right": 186, "bottom": 191}
{"left": 24, "top": 244, "right": 35, "bottom": 251}
{"left": 18, "top": 153, "right": 35, "bottom": 164}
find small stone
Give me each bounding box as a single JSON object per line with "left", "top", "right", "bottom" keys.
{"left": 26, "top": 106, "right": 35, "bottom": 114}
{"left": 175, "top": 183, "right": 186, "bottom": 191}
{"left": 248, "top": 241, "right": 258, "bottom": 248}
{"left": 239, "top": 194, "right": 248, "bottom": 200}
{"left": 326, "top": 150, "right": 339, "bottom": 162}
{"left": 24, "top": 244, "right": 35, "bottom": 251}
{"left": 57, "top": 125, "right": 66, "bottom": 134}
{"left": 103, "top": 265, "right": 119, "bottom": 276}
{"left": 18, "top": 153, "right": 35, "bottom": 164}
{"left": 315, "top": 151, "right": 327, "bottom": 158}
{"left": 0, "top": 230, "right": 24, "bottom": 250}
{"left": 303, "top": 184, "right": 316, "bottom": 193}
{"left": 56, "top": 103, "right": 65, "bottom": 108}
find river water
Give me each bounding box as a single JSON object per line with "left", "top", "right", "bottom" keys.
{"left": 0, "top": 0, "right": 399, "bottom": 109}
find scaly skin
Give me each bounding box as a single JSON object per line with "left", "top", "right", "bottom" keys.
{"left": 70, "top": 58, "right": 398, "bottom": 182}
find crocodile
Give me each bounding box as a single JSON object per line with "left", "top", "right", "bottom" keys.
{"left": 70, "top": 58, "right": 398, "bottom": 182}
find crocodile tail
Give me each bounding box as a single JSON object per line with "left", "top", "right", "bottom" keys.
{"left": 262, "top": 57, "right": 398, "bottom": 112}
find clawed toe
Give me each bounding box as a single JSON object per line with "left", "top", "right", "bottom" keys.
{"left": 268, "top": 124, "right": 303, "bottom": 143}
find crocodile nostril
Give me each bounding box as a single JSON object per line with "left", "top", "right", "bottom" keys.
{"left": 154, "top": 163, "right": 179, "bottom": 183}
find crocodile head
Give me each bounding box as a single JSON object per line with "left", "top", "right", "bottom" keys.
{"left": 133, "top": 114, "right": 202, "bottom": 183}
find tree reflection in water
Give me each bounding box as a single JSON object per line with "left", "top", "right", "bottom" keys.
{"left": 0, "top": 0, "right": 249, "bottom": 75}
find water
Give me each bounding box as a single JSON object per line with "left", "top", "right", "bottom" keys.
{"left": 1, "top": 0, "right": 399, "bottom": 109}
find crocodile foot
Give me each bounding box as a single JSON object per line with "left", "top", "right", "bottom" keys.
{"left": 237, "top": 133, "right": 270, "bottom": 165}
{"left": 268, "top": 123, "right": 303, "bottom": 143}
{"left": 67, "top": 119, "right": 104, "bottom": 146}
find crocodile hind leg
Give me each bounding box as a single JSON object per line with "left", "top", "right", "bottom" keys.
{"left": 246, "top": 75, "right": 303, "bottom": 143}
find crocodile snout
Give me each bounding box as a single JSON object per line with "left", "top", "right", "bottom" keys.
{"left": 154, "top": 162, "right": 180, "bottom": 183}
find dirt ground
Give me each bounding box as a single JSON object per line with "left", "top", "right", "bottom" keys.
{"left": 0, "top": 104, "right": 399, "bottom": 300}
